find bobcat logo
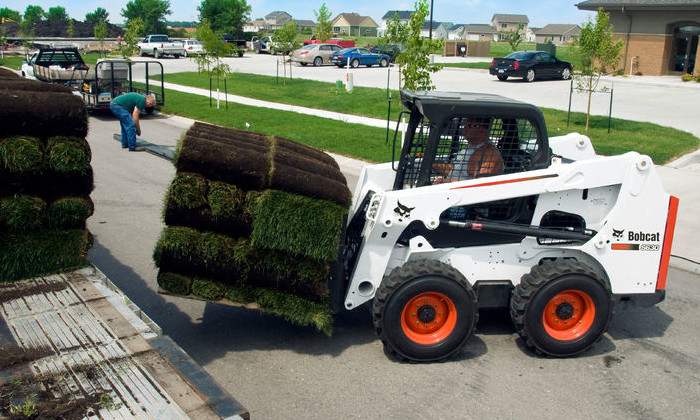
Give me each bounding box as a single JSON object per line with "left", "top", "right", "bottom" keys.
{"left": 612, "top": 229, "right": 624, "bottom": 239}
{"left": 394, "top": 201, "right": 415, "bottom": 220}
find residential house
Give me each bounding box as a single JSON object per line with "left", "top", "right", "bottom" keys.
{"left": 379, "top": 10, "right": 413, "bottom": 36}
{"left": 462, "top": 24, "right": 499, "bottom": 41}
{"left": 294, "top": 20, "right": 316, "bottom": 33}
{"left": 534, "top": 24, "right": 581, "bottom": 45}
{"left": 448, "top": 24, "right": 466, "bottom": 40}
{"left": 332, "top": 13, "right": 379, "bottom": 37}
{"left": 491, "top": 14, "right": 529, "bottom": 40}
{"left": 526, "top": 27, "right": 540, "bottom": 43}
{"left": 420, "top": 21, "right": 452, "bottom": 39}
{"left": 576, "top": 0, "right": 700, "bottom": 76}
{"left": 264, "top": 11, "right": 293, "bottom": 30}
{"left": 244, "top": 19, "right": 267, "bottom": 33}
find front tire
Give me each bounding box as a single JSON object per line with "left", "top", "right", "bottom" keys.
{"left": 373, "top": 260, "right": 478, "bottom": 362}
{"left": 525, "top": 68, "right": 535, "bottom": 82}
{"left": 510, "top": 259, "right": 613, "bottom": 357}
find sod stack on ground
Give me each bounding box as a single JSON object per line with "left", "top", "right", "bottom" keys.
{"left": 0, "top": 77, "right": 93, "bottom": 282}
{"left": 154, "top": 122, "right": 351, "bottom": 334}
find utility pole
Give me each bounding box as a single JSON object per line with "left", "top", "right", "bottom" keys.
{"left": 428, "top": 0, "right": 434, "bottom": 40}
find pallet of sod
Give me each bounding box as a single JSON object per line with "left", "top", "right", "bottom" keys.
{"left": 154, "top": 122, "right": 350, "bottom": 334}
{"left": 0, "top": 81, "right": 93, "bottom": 282}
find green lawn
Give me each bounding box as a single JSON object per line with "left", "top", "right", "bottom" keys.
{"left": 158, "top": 72, "right": 698, "bottom": 164}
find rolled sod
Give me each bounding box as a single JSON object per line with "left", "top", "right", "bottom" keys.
{"left": 250, "top": 189, "right": 347, "bottom": 262}
{"left": 0, "top": 90, "right": 88, "bottom": 138}
{"left": 47, "top": 197, "right": 94, "bottom": 228}
{"left": 192, "top": 278, "right": 226, "bottom": 301}
{"left": 157, "top": 272, "right": 193, "bottom": 295}
{"left": 0, "top": 229, "right": 91, "bottom": 283}
{"left": 0, "top": 68, "right": 21, "bottom": 79}
{"left": 270, "top": 162, "right": 350, "bottom": 207}
{"left": 175, "top": 136, "right": 269, "bottom": 190}
{"left": 0, "top": 169, "right": 94, "bottom": 200}
{"left": 165, "top": 172, "right": 208, "bottom": 210}
{"left": 46, "top": 136, "right": 91, "bottom": 175}
{"left": 0, "top": 79, "right": 73, "bottom": 93}
{"left": 0, "top": 195, "right": 46, "bottom": 232}
{"left": 0, "top": 136, "right": 45, "bottom": 174}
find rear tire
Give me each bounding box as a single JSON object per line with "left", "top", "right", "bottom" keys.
{"left": 154, "top": 49, "right": 161, "bottom": 59}
{"left": 379, "top": 58, "right": 388, "bottom": 67}
{"left": 561, "top": 67, "right": 572, "bottom": 80}
{"left": 525, "top": 68, "right": 535, "bottom": 82}
{"left": 510, "top": 259, "right": 613, "bottom": 357}
{"left": 373, "top": 260, "right": 478, "bottom": 362}
{"left": 313, "top": 57, "right": 323, "bottom": 66}
{"left": 351, "top": 58, "right": 360, "bottom": 68}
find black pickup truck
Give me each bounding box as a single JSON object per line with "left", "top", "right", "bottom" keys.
{"left": 221, "top": 33, "right": 246, "bottom": 57}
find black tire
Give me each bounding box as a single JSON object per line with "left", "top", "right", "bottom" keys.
{"left": 350, "top": 58, "right": 360, "bottom": 68}
{"left": 497, "top": 75, "right": 508, "bottom": 81}
{"left": 174, "top": 54, "right": 181, "bottom": 59}
{"left": 300, "top": 62, "right": 308, "bottom": 66}
{"left": 154, "top": 49, "right": 161, "bottom": 59}
{"left": 373, "top": 260, "right": 478, "bottom": 362}
{"left": 183, "top": 51, "right": 189, "bottom": 58}
{"left": 510, "top": 259, "right": 613, "bottom": 357}
{"left": 237, "top": 50, "right": 244, "bottom": 57}
{"left": 313, "top": 56, "right": 323, "bottom": 67}
{"left": 561, "top": 67, "right": 572, "bottom": 80}
{"left": 139, "top": 48, "right": 145, "bottom": 57}
{"left": 379, "top": 58, "right": 388, "bottom": 67}
{"left": 524, "top": 68, "right": 535, "bottom": 82}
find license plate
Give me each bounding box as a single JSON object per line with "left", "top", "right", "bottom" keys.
{"left": 498, "top": 69, "right": 505, "bottom": 74}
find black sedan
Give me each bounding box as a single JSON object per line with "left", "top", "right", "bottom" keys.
{"left": 490, "top": 51, "right": 572, "bottom": 82}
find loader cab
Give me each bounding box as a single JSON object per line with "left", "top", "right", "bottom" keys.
{"left": 393, "top": 91, "right": 552, "bottom": 248}
{"left": 393, "top": 90, "right": 550, "bottom": 190}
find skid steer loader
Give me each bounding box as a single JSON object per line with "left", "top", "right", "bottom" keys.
{"left": 331, "top": 90, "right": 678, "bottom": 362}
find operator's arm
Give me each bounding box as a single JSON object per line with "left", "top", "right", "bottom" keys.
{"left": 468, "top": 145, "right": 504, "bottom": 178}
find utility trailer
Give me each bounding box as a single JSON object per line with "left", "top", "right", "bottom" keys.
{"left": 21, "top": 48, "right": 165, "bottom": 111}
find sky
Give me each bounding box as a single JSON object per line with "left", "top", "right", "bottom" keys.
{"left": 4, "top": 0, "right": 597, "bottom": 28}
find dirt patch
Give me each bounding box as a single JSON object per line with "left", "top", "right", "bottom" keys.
{"left": 0, "top": 282, "right": 68, "bottom": 303}
{"left": 0, "top": 345, "right": 107, "bottom": 420}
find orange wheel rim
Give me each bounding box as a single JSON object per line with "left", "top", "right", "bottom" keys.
{"left": 542, "top": 289, "right": 596, "bottom": 341}
{"left": 401, "top": 292, "right": 457, "bottom": 345}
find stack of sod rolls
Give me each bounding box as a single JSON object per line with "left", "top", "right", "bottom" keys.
{"left": 0, "top": 75, "right": 93, "bottom": 282}
{"left": 154, "top": 122, "right": 351, "bottom": 334}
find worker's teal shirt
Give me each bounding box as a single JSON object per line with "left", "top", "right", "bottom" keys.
{"left": 112, "top": 93, "right": 146, "bottom": 113}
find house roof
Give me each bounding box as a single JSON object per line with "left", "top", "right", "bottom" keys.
{"left": 294, "top": 20, "right": 316, "bottom": 28}
{"left": 332, "top": 13, "right": 378, "bottom": 28}
{"left": 463, "top": 24, "right": 498, "bottom": 34}
{"left": 265, "top": 11, "right": 291, "bottom": 19}
{"left": 382, "top": 10, "right": 413, "bottom": 20}
{"left": 577, "top": 0, "right": 700, "bottom": 10}
{"left": 421, "top": 21, "right": 452, "bottom": 31}
{"left": 535, "top": 24, "right": 581, "bottom": 36}
{"left": 491, "top": 14, "right": 530, "bottom": 24}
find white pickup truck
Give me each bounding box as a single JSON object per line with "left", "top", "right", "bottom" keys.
{"left": 137, "top": 34, "right": 184, "bottom": 58}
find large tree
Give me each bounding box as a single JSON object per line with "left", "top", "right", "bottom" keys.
{"left": 0, "top": 8, "right": 22, "bottom": 23}
{"left": 312, "top": 3, "right": 332, "bottom": 43}
{"left": 85, "top": 7, "right": 109, "bottom": 23}
{"left": 23, "top": 5, "right": 45, "bottom": 24}
{"left": 46, "top": 6, "right": 68, "bottom": 21}
{"left": 575, "top": 8, "right": 624, "bottom": 130}
{"left": 122, "top": 0, "right": 172, "bottom": 35}
{"left": 197, "top": 0, "right": 250, "bottom": 36}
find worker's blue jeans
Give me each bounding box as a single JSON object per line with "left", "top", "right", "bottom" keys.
{"left": 109, "top": 103, "right": 137, "bottom": 150}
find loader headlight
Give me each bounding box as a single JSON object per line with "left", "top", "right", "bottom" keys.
{"left": 366, "top": 193, "right": 383, "bottom": 222}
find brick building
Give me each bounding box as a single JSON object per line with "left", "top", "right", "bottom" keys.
{"left": 576, "top": 0, "right": 700, "bottom": 76}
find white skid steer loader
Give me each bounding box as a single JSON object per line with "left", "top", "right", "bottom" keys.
{"left": 329, "top": 90, "right": 679, "bottom": 362}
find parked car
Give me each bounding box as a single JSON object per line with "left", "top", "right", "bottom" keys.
{"left": 182, "top": 39, "right": 203, "bottom": 57}
{"left": 291, "top": 43, "right": 343, "bottom": 66}
{"left": 490, "top": 51, "right": 572, "bottom": 82}
{"left": 329, "top": 47, "right": 390, "bottom": 68}
{"left": 369, "top": 44, "right": 405, "bottom": 63}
